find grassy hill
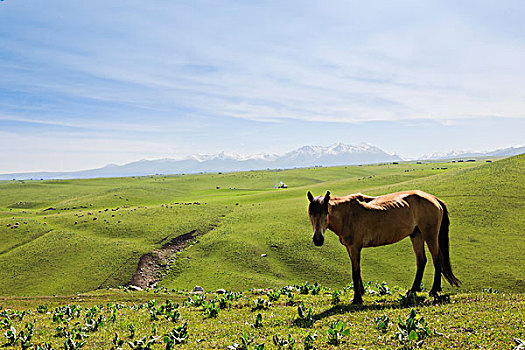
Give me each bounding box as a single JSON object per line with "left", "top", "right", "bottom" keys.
{"left": 162, "top": 155, "right": 524, "bottom": 294}
{"left": 0, "top": 156, "right": 523, "bottom": 296}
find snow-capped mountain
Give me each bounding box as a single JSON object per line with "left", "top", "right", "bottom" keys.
{"left": 3, "top": 144, "right": 522, "bottom": 180}
{"left": 420, "top": 146, "right": 525, "bottom": 160}
{"left": 276, "top": 143, "right": 400, "bottom": 167}
{"left": 0, "top": 143, "right": 402, "bottom": 180}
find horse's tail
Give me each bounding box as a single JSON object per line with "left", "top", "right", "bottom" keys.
{"left": 436, "top": 198, "right": 461, "bottom": 287}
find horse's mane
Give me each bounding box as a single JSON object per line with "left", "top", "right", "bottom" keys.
{"left": 330, "top": 193, "right": 409, "bottom": 211}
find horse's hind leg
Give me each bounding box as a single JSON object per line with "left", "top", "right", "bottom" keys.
{"left": 425, "top": 234, "right": 442, "bottom": 296}
{"left": 410, "top": 228, "right": 427, "bottom": 292}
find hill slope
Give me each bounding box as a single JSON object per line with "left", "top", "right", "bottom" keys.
{"left": 161, "top": 155, "right": 524, "bottom": 293}
{"left": 0, "top": 156, "right": 522, "bottom": 296}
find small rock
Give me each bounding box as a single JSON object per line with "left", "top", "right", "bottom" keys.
{"left": 192, "top": 285, "right": 204, "bottom": 294}
{"left": 216, "top": 289, "right": 227, "bottom": 294}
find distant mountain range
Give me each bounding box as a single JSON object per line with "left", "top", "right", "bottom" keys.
{"left": 419, "top": 146, "right": 525, "bottom": 160}
{"left": 0, "top": 143, "right": 400, "bottom": 180}
{"left": 1, "top": 144, "right": 523, "bottom": 180}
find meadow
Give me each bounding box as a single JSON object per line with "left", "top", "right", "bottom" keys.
{"left": 0, "top": 155, "right": 523, "bottom": 348}
{"left": 0, "top": 284, "right": 523, "bottom": 349}
{"left": 1, "top": 156, "right": 523, "bottom": 296}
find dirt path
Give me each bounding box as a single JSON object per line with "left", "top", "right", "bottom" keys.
{"left": 126, "top": 230, "right": 197, "bottom": 289}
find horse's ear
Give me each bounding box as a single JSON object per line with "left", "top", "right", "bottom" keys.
{"left": 307, "top": 191, "right": 314, "bottom": 202}
{"left": 323, "top": 191, "right": 331, "bottom": 206}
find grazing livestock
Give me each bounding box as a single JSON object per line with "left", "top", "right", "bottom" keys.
{"left": 307, "top": 190, "right": 460, "bottom": 304}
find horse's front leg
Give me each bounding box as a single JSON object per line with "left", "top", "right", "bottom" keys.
{"left": 345, "top": 245, "right": 364, "bottom": 304}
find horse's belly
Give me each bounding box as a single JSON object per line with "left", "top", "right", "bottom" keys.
{"left": 362, "top": 231, "right": 409, "bottom": 247}
{"left": 361, "top": 220, "right": 414, "bottom": 247}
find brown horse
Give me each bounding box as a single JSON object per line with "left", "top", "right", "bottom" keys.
{"left": 307, "top": 190, "right": 460, "bottom": 304}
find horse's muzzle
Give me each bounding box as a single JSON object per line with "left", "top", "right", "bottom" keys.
{"left": 313, "top": 232, "right": 324, "bottom": 246}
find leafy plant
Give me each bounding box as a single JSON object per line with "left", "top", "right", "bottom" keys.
{"left": 251, "top": 298, "right": 271, "bottom": 311}
{"left": 54, "top": 324, "right": 68, "bottom": 338}
{"left": 109, "top": 308, "right": 117, "bottom": 323}
{"left": 294, "top": 302, "right": 314, "bottom": 328}
{"left": 128, "top": 324, "right": 136, "bottom": 339}
{"left": 63, "top": 333, "right": 86, "bottom": 350}
{"left": 272, "top": 334, "right": 295, "bottom": 349}
{"left": 393, "top": 309, "right": 432, "bottom": 345}
{"left": 398, "top": 291, "right": 420, "bottom": 307}
{"left": 298, "top": 282, "right": 321, "bottom": 295}
{"left": 202, "top": 300, "right": 219, "bottom": 318}
{"left": 223, "top": 291, "right": 243, "bottom": 302}
{"left": 84, "top": 305, "right": 100, "bottom": 320}
{"left": 164, "top": 323, "right": 189, "bottom": 349}
{"left": 282, "top": 286, "right": 297, "bottom": 306}
{"left": 309, "top": 283, "right": 322, "bottom": 295}
{"left": 327, "top": 320, "right": 351, "bottom": 345}
{"left": 253, "top": 313, "right": 263, "bottom": 328}
{"left": 267, "top": 289, "right": 281, "bottom": 302}
{"left": 228, "top": 333, "right": 265, "bottom": 350}
{"left": 299, "top": 282, "right": 310, "bottom": 295}
{"left": 184, "top": 295, "right": 205, "bottom": 307}
{"left": 68, "top": 328, "right": 88, "bottom": 341}
{"left": 374, "top": 315, "right": 390, "bottom": 333}
{"left": 18, "top": 322, "right": 34, "bottom": 350}
{"left": 159, "top": 300, "right": 179, "bottom": 314}
{"left": 166, "top": 309, "right": 181, "bottom": 323}
{"left": 33, "top": 343, "right": 54, "bottom": 350}
{"left": 375, "top": 281, "right": 391, "bottom": 296}
{"left": 52, "top": 312, "right": 68, "bottom": 324}
{"left": 111, "top": 332, "right": 124, "bottom": 350}
{"left": 285, "top": 292, "right": 295, "bottom": 306}
{"left": 303, "top": 332, "right": 317, "bottom": 350}
{"left": 216, "top": 297, "right": 231, "bottom": 309}
{"left": 83, "top": 314, "right": 103, "bottom": 332}
{"left": 331, "top": 290, "right": 341, "bottom": 305}
{"left": 127, "top": 335, "right": 161, "bottom": 350}
{"left": 4, "top": 326, "right": 17, "bottom": 346}
{"left": 11, "top": 310, "right": 28, "bottom": 321}
{"left": 55, "top": 305, "right": 81, "bottom": 319}
{"left": 0, "top": 315, "right": 12, "bottom": 329}
{"left": 37, "top": 305, "right": 49, "bottom": 314}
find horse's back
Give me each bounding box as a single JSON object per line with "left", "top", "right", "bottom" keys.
{"left": 368, "top": 190, "right": 443, "bottom": 232}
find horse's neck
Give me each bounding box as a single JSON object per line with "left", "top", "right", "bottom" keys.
{"left": 328, "top": 204, "right": 348, "bottom": 234}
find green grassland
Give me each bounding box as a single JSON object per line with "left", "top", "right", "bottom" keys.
{"left": 0, "top": 286, "right": 523, "bottom": 349}
{"left": 0, "top": 156, "right": 523, "bottom": 297}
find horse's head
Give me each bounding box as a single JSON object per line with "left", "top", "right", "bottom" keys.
{"left": 307, "top": 190, "right": 331, "bottom": 246}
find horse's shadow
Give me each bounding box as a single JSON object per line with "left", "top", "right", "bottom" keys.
{"left": 312, "top": 300, "right": 401, "bottom": 320}
{"left": 312, "top": 294, "right": 451, "bottom": 321}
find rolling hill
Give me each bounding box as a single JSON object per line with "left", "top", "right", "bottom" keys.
{"left": 0, "top": 155, "right": 523, "bottom": 296}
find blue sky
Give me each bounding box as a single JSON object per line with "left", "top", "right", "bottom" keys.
{"left": 1, "top": 0, "right": 524, "bottom": 172}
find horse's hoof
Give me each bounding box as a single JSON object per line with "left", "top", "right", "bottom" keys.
{"left": 429, "top": 290, "right": 439, "bottom": 298}
{"left": 351, "top": 298, "right": 363, "bottom": 305}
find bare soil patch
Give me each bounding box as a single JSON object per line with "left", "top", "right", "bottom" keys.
{"left": 127, "top": 230, "right": 197, "bottom": 289}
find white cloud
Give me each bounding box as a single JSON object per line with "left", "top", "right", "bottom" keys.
{"left": 1, "top": 0, "right": 524, "bottom": 171}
